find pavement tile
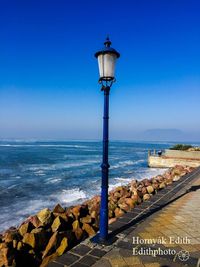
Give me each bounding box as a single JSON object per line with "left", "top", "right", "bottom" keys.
{"left": 48, "top": 262, "right": 64, "bottom": 267}
{"left": 89, "top": 248, "right": 107, "bottom": 258}
{"left": 56, "top": 253, "right": 80, "bottom": 265}
{"left": 78, "top": 255, "right": 98, "bottom": 266}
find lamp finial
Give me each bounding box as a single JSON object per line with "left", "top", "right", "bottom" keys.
{"left": 104, "top": 36, "right": 111, "bottom": 47}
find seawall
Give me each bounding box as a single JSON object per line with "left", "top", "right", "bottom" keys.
{"left": 148, "top": 149, "right": 200, "bottom": 168}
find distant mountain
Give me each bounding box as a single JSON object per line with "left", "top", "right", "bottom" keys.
{"left": 141, "top": 128, "right": 184, "bottom": 141}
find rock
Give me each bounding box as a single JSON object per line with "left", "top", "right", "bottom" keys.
{"left": 19, "top": 222, "right": 33, "bottom": 236}
{"left": 173, "top": 176, "right": 181, "bottom": 182}
{"left": 42, "top": 232, "right": 58, "bottom": 259}
{"left": 157, "top": 175, "right": 164, "bottom": 182}
{"left": 143, "top": 194, "right": 151, "bottom": 201}
{"left": 80, "top": 215, "right": 92, "bottom": 224}
{"left": 108, "top": 218, "right": 117, "bottom": 224}
{"left": 131, "top": 195, "right": 139, "bottom": 204}
{"left": 82, "top": 223, "right": 96, "bottom": 237}
{"left": 165, "top": 179, "right": 173, "bottom": 185}
{"left": 141, "top": 187, "right": 147, "bottom": 195}
{"left": 71, "top": 205, "right": 89, "bottom": 220}
{"left": 51, "top": 216, "right": 67, "bottom": 232}
{"left": 13, "top": 239, "right": 18, "bottom": 249}
{"left": 22, "top": 233, "right": 36, "bottom": 248}
{"left": 0, "top": 247, "right": 16, "bottom": 267}
{"left": 159, "top": 182, "right": 166, "bottom": 189}
{"left": 108, "top": 209, "right": 114, "bottom": 219}
{"left": 143, "top": 179, "right": 151, "bottom": 187}
{"left": 3, "top": 229, "right": 21, "bottom": 244}
{"left": 72, "top": 220, "right": 83, "bottom": 240}
{"left": 27, "top": 215, "right": 43, "bottom": 228}
{"left": 113, "top": 191, "right": 121, "bottom": 199}
{"left": 130, "top": 180, "right": 137, "bottom": 188}
{"left": 31, "top": 228, "right": 50, "bottom": 251}
{"left": 125, "top": 198, "right": 135, "bottom": 208}
{"left": 130, "top": 188, "right": 138, "bottom": 196}
{"left": 40, "top": 252, "right": 58, "bottom": 267}
{"left": 114, "top": 208, "right": 124, "bottom": 218}
{"left": 56, "top": 237, "right": 68, "bottom": 256}
{"left": 146, "top": 186, "right": 154, "bottom": 194}
{"left": 152, "top": 182, "right": 159, "bottom": 190}
{"left": 37, "top": 208, "right": 52, "bottom": 226}
{"left": 118, "top": 203, "right": 130, "bottom": 212}
{"left": 17, "top": 241, "right": 23, "bottom": 250}
{"left": 53, "top": 203, "right": 65, "bottom": 213}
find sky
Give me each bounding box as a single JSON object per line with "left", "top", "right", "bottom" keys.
{"left": 0, "top": 0, "right": 200, "bottom": 141}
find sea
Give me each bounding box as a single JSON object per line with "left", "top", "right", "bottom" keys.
{"left": 0, "top": 140, "right": 176, "bottom": 232}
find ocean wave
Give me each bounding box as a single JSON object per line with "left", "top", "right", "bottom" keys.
{"left": 0, "top": 144, "right": 88, "bottom": 148}
{"left": 110, "top": 159, "right": 145, "bottom": 169}
{"left": 114, "top": 177, "right": 132, "bottom": 182}
{"left": 45, "top": 177, "right": 62, "bottom": 184}
{"left": 58, "top": 188, "right": 87, "bottom": 204}
{"left": 27, "top": 160, "right": 100, "bottom": 173}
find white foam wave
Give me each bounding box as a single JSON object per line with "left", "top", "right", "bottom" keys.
{"left": 110, "top": 159, "right": 144, "bottom": 169}
{"left": 45, "top": 177, "right": 62, "bottom": 184}
{"left": 28, "top": 160, "right": 99, "bottom": 173}
{"left": 58, "top": 188, "right": 87, "bottom": 204}
{"left": 0, "top": 144, "right": 88, "bottom": 148}
{"left": 135, "top": 168, "right": 168, "bottom": 180}
{"left": 114, "top": 177, "right": 132, "bottom": 182}
{"left": 109, "top": 182, "right": 125, "bottom": 191}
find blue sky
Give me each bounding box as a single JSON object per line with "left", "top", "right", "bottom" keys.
{"left": 0, "top": 0, "right": 200, "bottom": 141}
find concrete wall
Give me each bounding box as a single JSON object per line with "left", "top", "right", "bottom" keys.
{"left": 164, "top": 149, "right": 200, "bottom": 159}
{"left": 148, "top": 155, "right": 200, "bottom": 168}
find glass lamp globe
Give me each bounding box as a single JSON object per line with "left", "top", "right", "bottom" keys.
{"left": 95, "top": 37, "right": 120, "bottom": 82}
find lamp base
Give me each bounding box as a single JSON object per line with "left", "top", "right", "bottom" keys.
{"left": 90, "top": 233, "right": 117, "bottom": 246}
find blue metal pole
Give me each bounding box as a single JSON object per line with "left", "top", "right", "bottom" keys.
{"left": 99, "top": 86, "right": 110, "bottom": 241}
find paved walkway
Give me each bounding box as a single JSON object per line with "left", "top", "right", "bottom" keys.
{"left": 92, "top": 177, "right": 200, "bottom": 267}
{"left": 48, "top": 167, "right": 200, "bottom": 267}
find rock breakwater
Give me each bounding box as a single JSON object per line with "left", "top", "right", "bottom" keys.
{"left": 0, "top": 165, "right": 195, "bottom": 267}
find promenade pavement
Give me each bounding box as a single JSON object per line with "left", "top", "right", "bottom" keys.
{"left": 92, "top": 177, "right": 200, "bottom": 267}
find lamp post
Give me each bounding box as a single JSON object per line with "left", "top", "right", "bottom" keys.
{"left": 94, "top": 37, "right": 120, "bottom": 242}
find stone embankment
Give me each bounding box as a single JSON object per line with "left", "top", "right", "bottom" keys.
{"left": 148, "top": 149, "right": 200, "bottom": 168}
{"left": 0, "top": 165, "right": 195, "bottom": 267}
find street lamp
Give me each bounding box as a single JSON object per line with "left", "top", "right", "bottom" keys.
{"left": 94, "top": 37, "right": 120, "bottom": 242}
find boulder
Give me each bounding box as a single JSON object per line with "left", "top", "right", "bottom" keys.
{"left": 27, "top": 215, "right": 43, "bottom": 228}
{"left": 141, "top": 187, "right": 147, "bottom": 195}
{"left": 146, "top": 186, "right": 154, "bottom": 194}
{"left": 31, "top": 228, "right": 51, "bottom": 251}
{"left": 42, "top": 232, "right": 58, "bottom": 259}
{"left": 3, "top": 229, "right": 21, "bottom": 244}
{"left": 125, "top": 198, "right": 135, "bottom": 208}
{"left": 37, "top": 208, "right": 52, "bottom": 226}
{"left": 118, "top": 203, "right": 130, "bottom": 212}
{"left": 152, "top": 182, "right": 159, "bottom": 190}
{"left": 80, "top": 215, "right": 92, "bottom": 224}
{"left": 53, "top": 203, "right": 65, "bottom": 213}
{"left": 22, "top": 233, "right": 36, "bottom": 248}
{"left": 114, "top": 208, "right": 124, "bottom": 218}
{"left": 82, "top": 223, "right": 96, "bottom": 237}
{"left": 19, "top": 222, "right": 33, "bottom": 236}
{"left": 173, "top": 176, "right": 181, "bottom": 182}
{"left": 51, "top": 216, "right": 68, "bottom": 232}
{"left": 72, "top": 220, "right": 83, "bottom": 240}
{"left": 159, "top": 182, "right": 166, "bottom": 189}
{"left": 0, "top": 247, "right": 16, "bottom": 267}
{"left": 40, "top": 252, "right": 58, "bottom": 267}
{"left": 17, "top": 241, "right": 23, "bottom": 251}
{"left": 143, "top": 194, "right": 151, "bottom": 201}
{"left": 56, "top": 237, "right": 68, "bottom": 256}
